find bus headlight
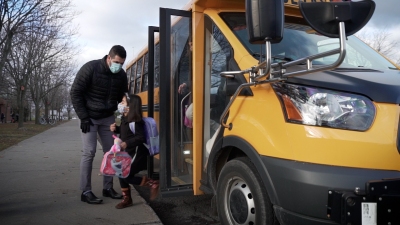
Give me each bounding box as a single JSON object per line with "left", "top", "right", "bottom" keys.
{"left": 272, "top": 83, "right": 376, "bottom": 131}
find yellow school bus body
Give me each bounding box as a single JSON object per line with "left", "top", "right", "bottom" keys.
{"left": 129, "top": 0, "right": 400, "bottom": 224}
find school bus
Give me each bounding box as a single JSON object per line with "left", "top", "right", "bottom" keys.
{"left": 125, "top": 0, "right": 400, "bottom": 224}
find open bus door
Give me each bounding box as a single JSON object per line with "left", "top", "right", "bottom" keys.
{"left": 146, "top": 26, "right": 159, "bottom": 180}
{"left": 158, "top": 8, "right": 193, "bottom": 197}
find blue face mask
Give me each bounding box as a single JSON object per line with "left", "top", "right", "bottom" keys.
{"left": 110, "top": 62, "right": 122, "bottom": 74}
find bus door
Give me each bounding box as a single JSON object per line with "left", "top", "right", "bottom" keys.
{"left": 159, "top": 8, "right": 193, "bottom": 196}
{"left": 146, "top": 26, "right": 159, "bottom": 180}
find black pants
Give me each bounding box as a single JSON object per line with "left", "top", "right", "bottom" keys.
{"left": 119, "top": 145, "right": 149, "bottom": 188}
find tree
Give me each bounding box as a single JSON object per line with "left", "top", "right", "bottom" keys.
{"left": 0, "top": 0, "right": 45, "bottom": 80}
{"left": 3, "top": 0, "right": 78, "bottom": 128}
{"left": 356, "top": 28, "right": 400, "bottom": 66}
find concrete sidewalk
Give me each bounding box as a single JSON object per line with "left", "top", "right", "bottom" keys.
{"left": 0, "top": 119, "right": 162, "bottom": 225}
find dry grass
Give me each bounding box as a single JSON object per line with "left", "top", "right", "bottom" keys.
{"left": 0, "top": 121, "right": 66, "bottom": 151}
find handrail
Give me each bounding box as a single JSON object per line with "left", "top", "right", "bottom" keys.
{"left": 219, "top": 83, "right": 255, "bottom": 129}
{"left": 180, "top": 92, "right": 191, "bottom": 149}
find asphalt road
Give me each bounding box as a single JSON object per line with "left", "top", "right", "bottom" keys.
{"left": 135, "top": 185, "right": 221, "bottom": 225}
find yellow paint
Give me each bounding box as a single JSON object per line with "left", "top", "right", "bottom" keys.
{"left": 126, "top": 0, "right": 400, "bottom": 198}
{"left": 191, "top": 9, "right": 205, "bottom": 195}
{"left": 198, "top": 1, "right": 400, "bottom": 173}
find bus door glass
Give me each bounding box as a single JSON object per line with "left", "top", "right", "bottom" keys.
{"left": 202, "top": 16, "right": 233, "bottom": 174}
{"left": 159, "top": 8, "right": 193, "bottom": 196}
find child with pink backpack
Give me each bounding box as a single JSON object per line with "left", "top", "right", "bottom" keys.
{"left": 109, "top": 94, "right": 152, "bottom": 209}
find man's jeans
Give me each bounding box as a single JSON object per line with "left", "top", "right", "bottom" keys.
{"left": 80, "top": 115, "right": 115, "bottom": 192}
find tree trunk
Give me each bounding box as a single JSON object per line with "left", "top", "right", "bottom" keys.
{"left": 17, "top": 88, "right": 26, "bottom": 128}
{"left": 0, "top": 34, "right": 13, "bottom": 79}
{"left": 34, "top": 102, "right": 41, "bottom": 124}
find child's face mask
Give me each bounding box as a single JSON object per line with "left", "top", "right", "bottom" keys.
{"left": 117, "top": 103, "right": 127, "bottom": 114}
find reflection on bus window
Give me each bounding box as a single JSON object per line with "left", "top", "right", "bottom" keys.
{"left": 130, "top": 63, "right": 136, "bottom": 94}
{"left": 155, "top": 43, "right": 160, "bottom": 88}
{"left": 142, "top": 53, "right": 149, "bottom": 92}
{"left": 135, "top": 58, "right": 143, "bottom": 94}
{"left": 221, "top": 12, "right": 395, "bottom": 71}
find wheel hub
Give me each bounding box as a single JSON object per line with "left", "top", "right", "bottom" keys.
{"left": 227, "top": 179, "right": 256, "bottom": 225}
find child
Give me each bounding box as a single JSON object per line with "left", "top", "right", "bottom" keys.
{"left": 110, "top": 94, "right": 149, "bottom": 209}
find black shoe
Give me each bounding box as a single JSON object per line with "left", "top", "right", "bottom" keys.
{"left": 81, "top": 191, "right": 103, "bottom": 204}
{"left": 102, "top": 188, "right": 123, "bottom": 199}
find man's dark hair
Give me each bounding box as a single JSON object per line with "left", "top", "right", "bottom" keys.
{"left": 127, "top": 94, "right": 143, "bottom": 122}
{"left": 109, "top": 45, "right": 126, "bottom": 59}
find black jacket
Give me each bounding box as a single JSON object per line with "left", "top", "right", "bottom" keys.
{"left": 117, "top": 116, "right": 147, "bottom": 156}
{"left": 70, "top": 55, "right": 128, "bottom": 120}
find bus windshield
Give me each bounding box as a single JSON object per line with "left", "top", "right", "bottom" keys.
{"left": 220, "top": 12, "right": 397, "bottom": 71}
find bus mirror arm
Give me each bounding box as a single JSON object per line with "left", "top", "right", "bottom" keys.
{"left": 220, "top": 69, "right": 251, "bottom": 78}
{"left": 281, "top": 21, "right": 347, "bottom": 78}
{"left": 253, "top": 41, "right": 271, "bottom": 82}
{"left": 251, "top": 21, "right": 347, "bottom": 80}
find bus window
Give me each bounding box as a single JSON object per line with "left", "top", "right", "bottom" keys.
{"left": 135, "top": 57, "right": 143, "bottom": 94}
{"left": 130, "top": 63, "right": 136, "bottom": 94}
{"left": 142, "top": 53, "right": 149, "bottom": 92}
{"left": 155, "top": 43, "right": 160, "bottom": 88}
{"left": 126, "top": 68, "right": 131, "bottom": 82}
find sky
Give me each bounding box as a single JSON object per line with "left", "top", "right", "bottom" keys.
{"left": 71, "top": 0, "right": 189, "bottom": 69}
{"left": 70, "top": 0, "right": 400, "bottom": 70}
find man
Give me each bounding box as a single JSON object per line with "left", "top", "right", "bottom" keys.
{"left": 70, "top": 45, "right": 128, "bottom": 204}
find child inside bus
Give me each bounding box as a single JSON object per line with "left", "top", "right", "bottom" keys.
{"left": 110, "top": 94, "right": 150, "bottom": 209}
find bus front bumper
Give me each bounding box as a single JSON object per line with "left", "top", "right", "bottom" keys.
{"left": 327, "top": 178, "right": 400, "bottom": 225}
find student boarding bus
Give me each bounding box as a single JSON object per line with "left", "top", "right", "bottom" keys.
{"left": 126, "top": 0, "right": 400, "bottom": 224}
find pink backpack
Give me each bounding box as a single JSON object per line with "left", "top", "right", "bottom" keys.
{"left": 100, "top": 135, "right": 132, "bottom": 178}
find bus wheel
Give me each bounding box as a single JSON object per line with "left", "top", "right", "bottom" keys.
{"left": 216, "top": 157, "right": 276, "bottom": 225}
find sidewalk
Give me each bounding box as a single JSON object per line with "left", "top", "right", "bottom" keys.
{"left": 0, "top": 119, "right": 162, "bottom": 225}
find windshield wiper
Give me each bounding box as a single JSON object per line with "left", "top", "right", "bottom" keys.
{"left": 272, "top": 55, "right": 295, "bottom": 62}
{"left": 389, "top": 67, "right": 399, "bottom": 70}
{"left": 333, "top": 68, "right": 383, "bottom": 72}
{"left": 252, "top": 53, "right": 295, "bottom": 62}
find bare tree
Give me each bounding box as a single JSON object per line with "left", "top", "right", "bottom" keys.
{"left": 3, "top": 0, "right": 78, "bottom": 128}
{"left": 356, "top": 28, "right": 400, "bottom": 66}
{"left": 0, "top": 0, "right": 47, "bottom": 80}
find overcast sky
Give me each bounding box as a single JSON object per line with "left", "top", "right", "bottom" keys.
{"left": 70, "top": 0, "right": 400, "bottom": 69}
{"left": 71, "top": 0, "right": 188, "bottom": 69}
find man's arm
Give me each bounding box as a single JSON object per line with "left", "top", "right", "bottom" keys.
{"left": 70, "top": 61, "right": 94, "bottom": 120}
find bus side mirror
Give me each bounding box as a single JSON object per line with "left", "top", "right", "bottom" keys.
{"left": 300, "top": 0, "right": 375, "bottom": 38}
{"left": 245, "top": 0, "right": 284, "bottom": 44}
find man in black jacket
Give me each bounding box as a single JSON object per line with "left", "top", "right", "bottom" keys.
{"left": 70, "top": 45, "right": 128, "bottom": 204}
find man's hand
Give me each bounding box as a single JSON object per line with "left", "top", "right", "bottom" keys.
{"left": 110, "top": 123, "right": 116, "bottom": 132}
{"left": 80, "top": 118, "right": 93, "bottom": 133}
{"left": 120, "top": 142, "right": 127, "bottom": 150}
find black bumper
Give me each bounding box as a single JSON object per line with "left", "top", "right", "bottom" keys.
{"left": 260, "top": 156, "right": 400, "bottom": 225}
{"left": 328, "top": 178, "right": 400, "bottom": 225}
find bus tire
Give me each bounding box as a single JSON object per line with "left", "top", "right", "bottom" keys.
{"left": 216, "top": 157, "right": 277, "bottom": 225}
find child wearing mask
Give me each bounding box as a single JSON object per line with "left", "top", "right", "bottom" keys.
{"left": 110, "top": 94, "right": 149, "bottom": 209}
